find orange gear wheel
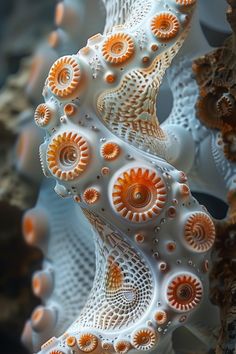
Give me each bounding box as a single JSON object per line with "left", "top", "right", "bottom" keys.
{"left": 131, "top": 328, "right": 157, "bottom": 350}
{"left": 64, "top": 103, "right": 77, "bottom": 117}
{"left": 112, "top": 167, "right": 166, "bottom": 222}
{"left": 176, "top": 0, "right": 196, "bottom": 5}
{"left": 77, "top": 333, "right": 98, "bottom": 352}
{"left": 34, "top": 103, "right": 53, "bottom": 127}
{"left": 167, "top": 274, "right": 203, "bottom": 312}
{"left": 154, "top": 310, "right": 167, "bottom": 325}
{"left": 101, "top": 141, "right": 120, "bottom": 160}
{"left": 48, "top": 55, "right": 81, "bottom": 98}
{"left": 47, "top": 131, "right": 89, "bottom": 181}
{"left": 83, "top": 188, "right": 100, "bottom": 204}
{"left": 102, "top": 33, "right": 135, "bottom": 64}
{"left": 184, "top": 212, "right": 215, "bottom": 252}
{"left": 114, "top": 340, "right": 130, "bottom": 354}
{"left": 66, "top": 336, "right": 76, "bottom": 347}
{"left": 151, "top": 12, "right": 180, "bottom": 40}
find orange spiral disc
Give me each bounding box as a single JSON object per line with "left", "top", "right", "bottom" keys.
{"left": 114, "top": 340, "right": 130, "bottom": 354}
{"left": 66, "top": 336, "right": 76, "bottom": 347}
{"left": 167, "top": 274, "right": 203, "bottom": 312}
{"left": 64, "top": 103, "right": 77, "bottom": 117}
{"left": 83, "top": 188, "right": 100, "bottom": 205}
{"left": 77, "top": 333, "right": 98, "bottom": 352}
{"left": 48, "top": 55, "right": 81, "bottom": 98}
{"left": 151, "top": 13, "right": 180, "bottom": 40}
{"left": 102, "top": 32, "right": 135, "bottom": 64}
{"left": 112, "top": 168, "right": 166, "bottom": 222}
{"left": 101, "top": 142, "right": 120, "bottom": 160}
{"left": 131, "top": 328, "right": 157, "bottom": 350}
{"left": 154, "top": 310, "right": 167, "bottom": 325}
{"left": 34, "top": 103, "right": 53, "bottom": 127}
{"left": 47, "top": 131, "right": 89, "bottom": 181}
{"left": 184, "top": 212, "right": 215, "bottom": 252}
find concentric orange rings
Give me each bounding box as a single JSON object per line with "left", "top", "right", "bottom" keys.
{"left": 184, "top": 212, "right": 215, "bottom": 252}
{"left": 114, "top": 340, "right": 130, "bottom": 354}
{"left": 66, "top": 336, "right": 76, "bottom": 347}
{"left": 151, "top": 12, "right": 180, "bottom": 40}
{"left": 77, "top": 333, "right": 98, "bottom": 352}
{"left": 101, "top": 142, "right": 120, "bottom": 160}
{"left": 34, "top": 103, "right": 53, "bottom": 127}
{"left": 47, "top": 131, "right": 89, "bottom": 181}
{"left": 83, "top": 188, "right": 100, "bottom": 205}
{"left": 167, "top": 274, "right": 203, "bottom": 312}
{"left": 112, "top": 167, "right": 166, "bottom": 222}
{"left": 131, "top": 328, "right": 157, "bottom": 351}
{"left": 154, "top": 310, "right": 167, "bottom": 325}
{"left": 48, "top": 55, "right": 81, "bottom": 98}
{"left": 102, "top": 33, "right": 135, "bottom": 64}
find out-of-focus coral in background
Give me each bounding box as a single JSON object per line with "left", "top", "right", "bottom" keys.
{"left": 0, "top": 1, "right": 56, "bottom": 352}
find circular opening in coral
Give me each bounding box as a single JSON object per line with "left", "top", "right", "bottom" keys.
{"left": 57, "top": 67, "right": 71, "bottom": 86}
{"left": 64, "top": 103, "right": 76, "bottom": 116}
{"left": 104, "top": 143, "right": 115, "bottom": 155}
{"left": 67, "top": 336, "right": 76, "bottom": 347}
{"left": 135, "top": 233, "right": 144, "bottom": 243}
{"left": 155, "top": 311, "right": 166, "bottom": 323}
{"left": 139, "top": 334, "right": 150, "bottom": 345}
{"left": 59, "top": 145, "right": 79, "bottom": 167}
{"left": 159, "top": 20, "right": 171, "bottom": 31}
{"left": 167, "top": 242, "right": 176, "bottom": 252}
{"left": 127, "top": 184, "right": 151, "bottom": 209}
{"left": 38, "top": 112, "right": 45, "bottom": 122}
{"left": 111, "top": 41, "right": 125, "bottom": 55}
{"left": 192, "top": 222, "right": 206, "bottom": 241}
{"left": 176, "top": 284, "right": 193, "bottom": 303}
